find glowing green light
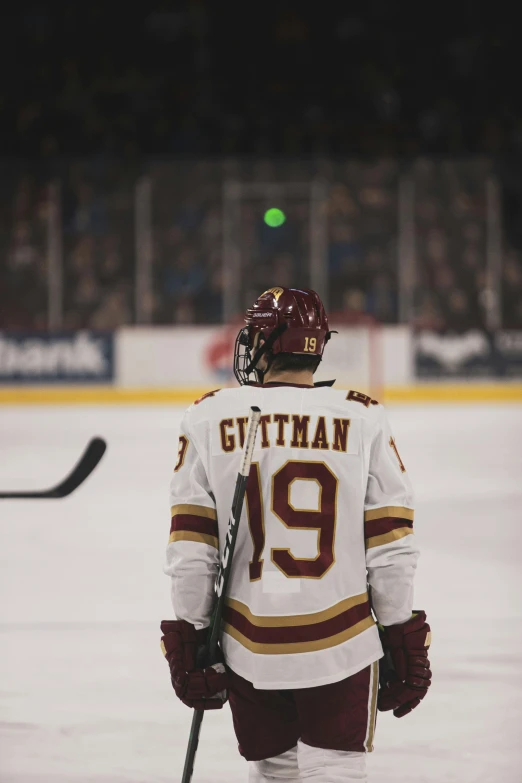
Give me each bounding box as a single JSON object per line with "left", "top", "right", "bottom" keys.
{"left": 264, "top": 208, "right": 286, "bottom": 227}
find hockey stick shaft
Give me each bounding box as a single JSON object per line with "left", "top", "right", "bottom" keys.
{"left": 181, "top": 406, "right": 262, "bottom": 783}
{"left": 0, "top": 437, "right": 107, "bottom": 499}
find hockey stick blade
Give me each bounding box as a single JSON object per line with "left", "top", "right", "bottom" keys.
{"left": 0, "top": 437, "right": 107, "bottom": 499}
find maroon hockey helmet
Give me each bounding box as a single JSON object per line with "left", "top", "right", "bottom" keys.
{"left": 234, "top": 287, "right": 333, "bottom": 385}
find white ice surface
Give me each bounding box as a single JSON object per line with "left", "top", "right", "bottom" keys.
{"left": 0, "top": 404, "right": 521, "bottom": 782}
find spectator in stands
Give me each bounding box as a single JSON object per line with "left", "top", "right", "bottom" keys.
{"left": 67, "top": 273, "right": 100, "bottom": 328}
{"left": 162, "top": 247, "right": 205, "bottom": 323}
{"left": 414, "top": 294, "right": 445, "bottom": 331}
{"left": 330, "top": 288, "right": 376, "bottom": 325}
{"left": 442, "top": 289, "right": 477, "bottom": 333}
{"left": 6, "top": 221, "right": 40, "bottom": 273}
{"left": 90, "top": 285, "right": 132, "bottom": 330}
{"left": 2, "top": 221, "right": 47, "bottom": 328}
{"left": 503, "top": 250, "right": 522, "bottom": 328}
{"left": 366, "top": 273, "right": 397, "bottom": 323}
{"left": 68, "top": 183, "right": 108, "bottom": 236}
{"left": 328, "top": 224, "right": 363, "bottom": 277}
{"left": 198, "top": 267, "right": 224, "bottom": 323}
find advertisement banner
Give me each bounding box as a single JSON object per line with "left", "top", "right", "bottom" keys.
{"left": 117, "top": 325, "right": 411, "bottom": 390}
{"left": 0, "top": 332, "right": 114, "bottom": 384}
{"left": 415, "top": 330, "right": 522, "bottom": 378}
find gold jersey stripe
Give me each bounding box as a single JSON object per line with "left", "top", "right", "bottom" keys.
{"left": 226, "top": 592, "right": 368, "bottom": 628}
{"left": 160, "top": 640, "right": 167, "bottom": 657}
{"left": 365, "top": 660, "right": 379, "bottom": 752}
{"left": 364, "top": 505, "right": 414, "bottom": 522}
{"left": 170, "top": 503, "right": 217, "bottom": 520}
{"left": 168, "top": 530, "right": 219, "bottom": 549}
{"left": 222, "top": 615, "right": 375, "bottom": 655}
{"left": 366, "top": 527, "right": 414, "bottom": 550}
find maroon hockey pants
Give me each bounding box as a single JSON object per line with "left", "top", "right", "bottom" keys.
{"left": 227, "top": 662, "right": 378, "bottom": 762}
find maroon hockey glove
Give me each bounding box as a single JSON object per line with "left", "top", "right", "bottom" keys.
{"left": 160, "top": 620, "right": 228, "bottom": 710}
{"left": 378, "top": 611, "right": 432, "bottom": 718}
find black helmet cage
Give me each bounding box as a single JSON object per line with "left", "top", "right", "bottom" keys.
{"left": 233, "top": 326, "right": 256, "bottom": 385}
{"left": 233, "top": 325, "right": 279, "bottom": 385}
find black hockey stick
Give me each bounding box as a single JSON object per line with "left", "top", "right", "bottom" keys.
{"left": 181, "top": 406, "right": 261, "bottom": 783}
{"left": 369, "top": 590, "right": 395, "bottom": 688}
{"left": 0, "top": 437, "right": 107, "bottom": 499}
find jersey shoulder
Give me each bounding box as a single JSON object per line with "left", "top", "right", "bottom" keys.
{"left": 343, "top": 388, "right": 381, "bottom": 411}
{"left": 184, "top": 385, "right": 258, "bottom": 423}
{"left": 180, "top": 388, "right": 220, "bottom": 425}
{"left": 316, "top": 386, "right": 383, "bottom": 419}
{"left": 192, "top": 388, "right": 222, "bottom": 406}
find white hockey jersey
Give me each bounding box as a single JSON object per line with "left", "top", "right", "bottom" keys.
{"left": 165, "top": 382, "right": 418, "bottom": 690}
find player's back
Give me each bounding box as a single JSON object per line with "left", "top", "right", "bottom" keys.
{"left": 175, "top": 382, "right": 391, "bottom": 689}
{"left": 165, "top": 286, "right": 425, "bottom": 780}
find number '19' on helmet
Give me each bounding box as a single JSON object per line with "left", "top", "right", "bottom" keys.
{"left": 234, "top": 287, "right": 334, "bottom": 385}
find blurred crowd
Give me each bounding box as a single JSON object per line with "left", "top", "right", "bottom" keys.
{"left": 0, "top": 161, "right": 136, "bottom": 330}
{"left": 1, "top": 3, "right": 521, "bottom": 333}
{"left": 2, "top": 158, "right": 522, "bottom": 332}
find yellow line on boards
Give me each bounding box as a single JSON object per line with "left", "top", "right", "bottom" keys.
{"left": 384, "top": 385, "right": 522, "bottom": 403}
{"left": 0, "top": 387, "right": 212, "bottom": 405}
{"left": 0, "top": 384, "right": 521, "bottom": 405}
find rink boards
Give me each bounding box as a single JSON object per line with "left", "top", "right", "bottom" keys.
{"left": 0, "top": 382, "right": 521, "bottom": 405}
{"left": 3, "top": 326, "right": 522, "bottom": 404}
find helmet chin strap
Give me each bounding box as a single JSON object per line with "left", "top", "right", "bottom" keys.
{"left": 245, "top": 322, "right": 289, "bottom": 379}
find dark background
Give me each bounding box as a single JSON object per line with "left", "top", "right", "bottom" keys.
{"left": 1, "top": 2, "right": 520, "bottom": 159}
{"left": 1, "top": 2, "right": 521, "bottom": 335}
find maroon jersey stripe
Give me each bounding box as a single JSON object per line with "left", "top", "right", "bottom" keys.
{"left": 222, "top": 600, "right": 371, "bottom": 645}
{"left": 364, "top": 516, "right": 413, "bottom": 538}
{"left": 170, "top": 513, "right": 219, "bottom": 538}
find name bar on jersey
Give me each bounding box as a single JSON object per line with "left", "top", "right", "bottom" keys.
{"left": 219, "top": 414, "right": 351, "bottom": 453}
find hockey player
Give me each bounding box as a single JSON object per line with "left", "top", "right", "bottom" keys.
{"left": 161, "top": 287, "right": 431, "bottom": 782}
